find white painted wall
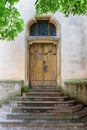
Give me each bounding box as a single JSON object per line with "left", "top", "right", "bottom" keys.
{"left": 0, "top": 0, "right": 87, "bottom": 81}
{"left": 0, "top": 0, "right": 36, "bottom": 80}
{"left": 55, "top": 13, "right": 87, "bottom": 80}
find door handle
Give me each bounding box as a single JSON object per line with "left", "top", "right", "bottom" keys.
{"left": 44, "top": 65, "right": 48, "bottom": 71}
{"left": 43, "top": 60, "right": 48, "bottom": 71}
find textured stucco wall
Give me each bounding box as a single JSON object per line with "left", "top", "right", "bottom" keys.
{"left": 0, "top": 81, "right": 23, "bottom": 106}
{"left": 0, "top": 0, "right": 87, "bottom": 81}
{"left": 64, "top": 80, "right": 87, "bottom": 105}
{"left": 56, "top": 14, "right": 87, "bottom": 80}
{"left": 0, "top": 0, "right": 36, "bottom": 80}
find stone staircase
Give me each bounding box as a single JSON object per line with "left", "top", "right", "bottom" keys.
{"left": 0, "top": 87, "right": 87, "bottom": 129}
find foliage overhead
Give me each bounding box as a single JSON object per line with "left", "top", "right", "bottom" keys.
{"left": 35, "top": 0, "right": 87, "bottom": 17}
{"left": 0, "top": 0, "right": 87, "bottom": 41}
{"left": 0, "top": 0, "right": 24, "bottom": 40}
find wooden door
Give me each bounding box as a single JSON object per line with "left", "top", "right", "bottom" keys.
{"left": 29, "top": 43, "right": 57, "bottom": 88}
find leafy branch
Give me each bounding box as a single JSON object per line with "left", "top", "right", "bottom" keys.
{"left": 35, "top": 0, "right": 87, "bottom": 17}
{"left": 0, "top": 0, "right": 24, "bottom": 40}
{"left": 0, "top": 0, "right": 87, "bottom": 41}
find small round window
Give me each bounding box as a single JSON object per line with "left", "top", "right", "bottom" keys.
{"left": 30, "top": 20, "right": 56, "bottom": 36}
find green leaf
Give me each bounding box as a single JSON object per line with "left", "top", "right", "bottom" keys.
{"left": 0, "top": 0, "right": 24, "bottom": 40}
{"left": 35, "top": 0, "right": 87, "bottom": 17}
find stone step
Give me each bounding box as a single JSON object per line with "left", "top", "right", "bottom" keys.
{"left": 54, "top": 108, "right": 87, "bottom": 119}
{"left": 2, "top": 104, "right": 83, "bottom": 113}
{"left": 0, "top": 113, "right": 82, "bottom": 120}
{"left": 10, "top": 100, "right": 76, "bottom": 107}
{"left": 22, "top": 92, "right": 64, "bottom": 97}
{"left": 2, "top": 104, "right": 61, "bottom": 113}
{"left": 2, "top": 104, "right": 15, "bottom": 112}
{"left": 22, "top": 95, "right": 69, "bottom": 102}
{"left": 72, "top": 108, "right": 87, "bottom": 119}
{"left": 30, "top": 86, "right": 56, "bottom": 89}
{"left": 30, "top": 88, "right": 57, "bottom": 92}
{"left": 16, "top": 96, "right": 68, "bottom": 102}
{"left": 23, "top": 91, "right": 64, "bottom": 95}
{"left": 51, "top": 104, "right": 83, "bottom": 113}
{"left": 0, "top": 117, "right": 87, "bottom": 128}
{"left": 1, "top": 87, "right": 87, "bottom": 129}
{"left": 0, "top": 108, "right": 87, "bottom": 120}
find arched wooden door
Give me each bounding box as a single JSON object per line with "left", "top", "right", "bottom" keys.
{"left": 29, "top": 43, "right": 57, "bottom": 88}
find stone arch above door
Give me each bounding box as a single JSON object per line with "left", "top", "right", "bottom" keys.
{"left": 27, "top": 16, "right": 60, "bottom": 37}
{"left": 25, "top": 16, "right": 61, "bottom": 87}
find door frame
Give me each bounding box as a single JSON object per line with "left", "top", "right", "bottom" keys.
{"left": 25, "top": 16, "right": 61, "bottom": 86}
{"left": 25, "top": 37, "right": 61, "bottom": 86}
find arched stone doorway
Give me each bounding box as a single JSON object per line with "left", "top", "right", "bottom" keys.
{"left": 25, "top": 16, "right": 61, "bottom": 88}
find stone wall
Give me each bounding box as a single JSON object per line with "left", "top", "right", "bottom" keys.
{"left": 0, "top": 80, "right": 24, "bottom": 106}
{"left": 64, "top": 80, "right": 87, "bottom": 105}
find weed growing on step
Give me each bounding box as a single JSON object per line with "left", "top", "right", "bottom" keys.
{"left": 57, "top": 85, "right": 62, "bottom": 92}
{"left": 21, "top": 85, "right": 29, "bottom": 93}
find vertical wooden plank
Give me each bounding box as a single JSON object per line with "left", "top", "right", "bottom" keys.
{"left": 29, "top": 45, "right": 34, "bottom": 87}
{"left": 52, "top": 45, "right": 57, "bottom": 86}
{"left": 34, "top": 43, "right": 38, "bottom": 86}
{"left": 43, "top": 44, "right": 53, "bottom": 87}
{"left": 38, "top": 44, "right": 43, "bottom": 86}
{"left": 43, "top": 44, "right": 48, "bottom": 86}
{"left": 36, "top": 44, "right": 40, "bottom": 86}
{"left": 43, "top": 43, "right": 57, "bottom": 87}
{"left": 29, "top": 43, "right": 44, "bottom": 87}
{"left": 48, "top": 44, "right": 53, "bottom": 87}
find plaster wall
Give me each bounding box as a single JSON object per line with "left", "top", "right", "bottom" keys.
{"left": 0, "top": 81, "right": 23, "bottom": 106}
{"left": 0, "top": 0, "right": 87, "bottom": 81}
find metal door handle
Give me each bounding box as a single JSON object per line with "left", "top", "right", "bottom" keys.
{"left": 44, "top": 65, "right": 48, "bottom": 71}
{"left": 43, "top": 60, "right": 48, "bottom": 71}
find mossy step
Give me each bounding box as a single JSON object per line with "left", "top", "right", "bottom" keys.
{"left": 17, "top": 96, "right": 68, "bottom": 102}
{"left": 10, "top": 100, "right": 75, "bottom": 107}
{"left": 0, "top": 108, "right": 87, "bottom": 120}
{"left": 30, "top": 88, "right": 57, "bottom": 92}
{"left": 31, "top": 87, "right": 56, "bottom": 89}
{"left": 0, "top": 113, "right": 82, "bottom": 120}
{"left": 0, "top": 112, "right": 75, "bottom": 120}
{"left": 0, "top": 117, "right": 87, "bottom": 127}
{"left": 22, "top": 92, "right": 64, "bottom": 96}
{"left": 23, "top": 91, "right": 64, "bottom": 94}
{"left": 2, "top": 104, "right": 83, "bottom": 113}
{"left": 22, "top": 95, "right": 69, "bottom": 102}
{"left": 52, "top": 104, "right": 83, "bottom": 113}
